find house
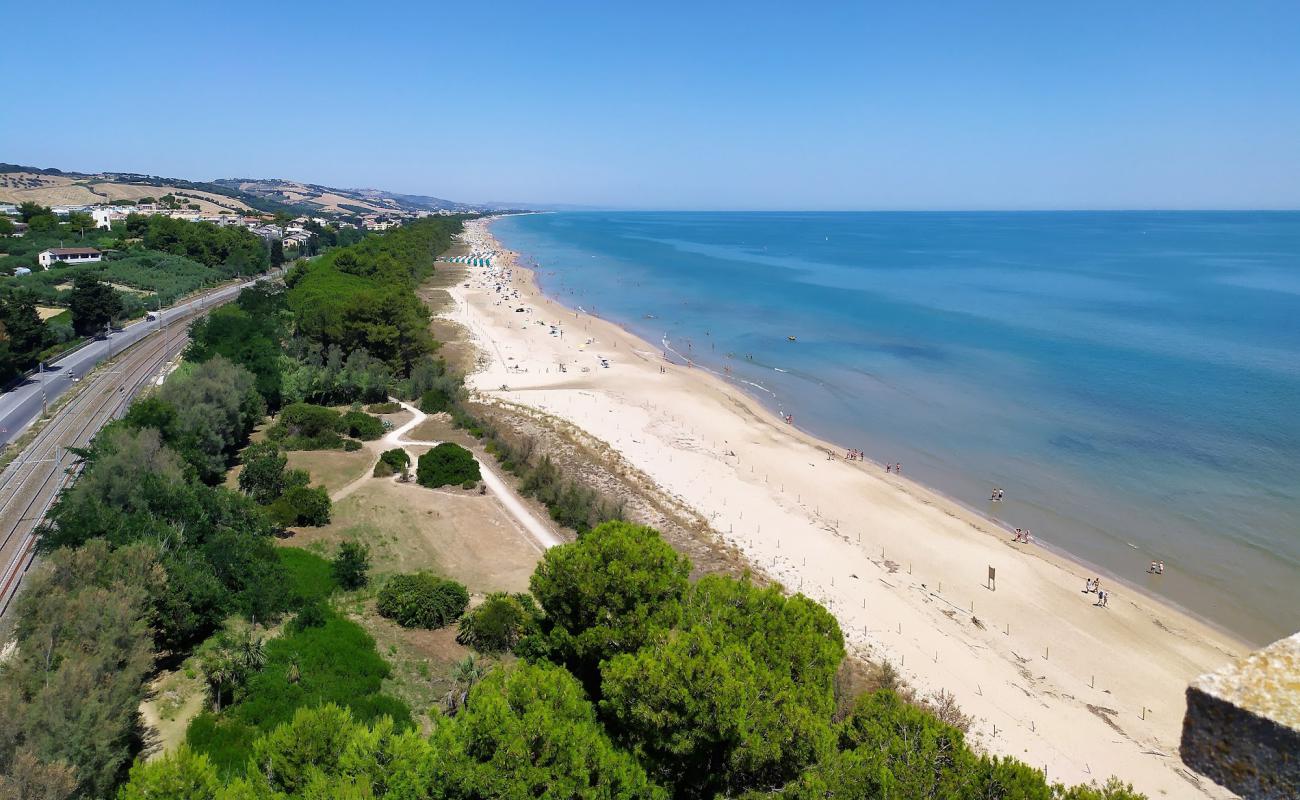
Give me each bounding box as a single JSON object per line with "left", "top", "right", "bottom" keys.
{"left": 91, "top": 207, "right": 131, "bottom": 229}
{"left": 38, "top": 247, "right": 103, "bottom": 268}
{"left": 6, "top": 222, "right": 28, "bottom": 237}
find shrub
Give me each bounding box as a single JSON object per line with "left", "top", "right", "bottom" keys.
{"left": 456, "top": 592, "right": 540, "bottom": 653}
{"left": 268, "top": 403, "right": 343, "bottom": 450}
{"left": 376, "top": 572, "right": 469, "bottom": 629}
{"left": 373, "top": 447, "right": 409, "bottom": 477}
{"left": 291, "top": 598, "right": 329, "bottom": 631}
{"left": 275, "top": 403, "right": 340, "bottom": 438}
{"left": 417, "top": 442, "right": 480, "bottom": 488}
{"left": 461, "top": 480, "right": 478, "bottom": 490}
{"left": 342, "top": 438, "right": 362, "bottom": 451}
{"left": 277, "top": 548, "right": 336, "bottom": 603}
{"left": 269, "top": 486, "right": 332, "bottom": 527}
{"left": 366, "top": 401, "right": 401, "bottom": 414}
{"left": 419, "top": 384, "right": 455, "bottom": 414}
{"left": 332, "top": 541, "right": 370, "bottom": 590}
{"left": 340, "top": 410, "right": 383, "bottom": 441}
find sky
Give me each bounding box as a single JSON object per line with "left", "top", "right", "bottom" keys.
{"left": 3, "top": 1, "right": 1298, "bottom": 210}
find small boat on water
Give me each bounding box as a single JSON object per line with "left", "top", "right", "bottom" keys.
{"left": 787, "top": 335, "right": 797, "bottom": 342}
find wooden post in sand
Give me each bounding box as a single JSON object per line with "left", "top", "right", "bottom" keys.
{"left": 987, "top": 565, "right": 996, "bottom": 591}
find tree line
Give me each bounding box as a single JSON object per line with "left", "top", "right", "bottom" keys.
{"left": 122, "top": 520, "right": 1146, "bottom": 799}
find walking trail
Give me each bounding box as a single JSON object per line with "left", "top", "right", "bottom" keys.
{"left": 331, "top": 399, "right": 562, "bottom": 551}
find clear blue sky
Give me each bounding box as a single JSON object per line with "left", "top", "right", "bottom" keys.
{"left": 3, "top": 1, "right": 1297, "bottom": 210}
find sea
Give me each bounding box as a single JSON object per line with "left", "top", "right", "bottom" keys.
{"left": 491, "top": 211, "right": 1300, "bottom": 646}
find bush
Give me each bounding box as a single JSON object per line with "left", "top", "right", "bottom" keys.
{"left": 291, "top": 598, "right": 329, "bottom": 631}
{"left": 456, "top": 592, "right": 540, "bottom": 653}
{"left": 332, "top": 541, "right": 370, "bottom": 590}
{"left": 417, "top": 442, "right": 480, "bottom": 488}
{"left": 268, "top": 403, "right": 343, "bottom": 450}
{"left": 373, "top": 447, "right": 410, "bottom": 477}
{"left": 186, "top": 611, "right": 410, "bottom": 776}
{"left": 366, "top": 401, "right": 401, "bottom": 414}
{"left": 419, "top": 384, "right": 456, "bottom": 414}
{"left": 461, "top": 480, "right": 478, "bottom": 490}
{"left": 343, "top": 438, "right": 362, "bottom": 451}
{"left": 376, "top": 572, "right": 469, "bottom": 629}
{"left": 269, "top": 486, "right": 332, "bottom": 527}
{"left": 340, "top": 410, "right": 383, "bottom": 441}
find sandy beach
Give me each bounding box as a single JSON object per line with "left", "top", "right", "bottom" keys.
{"left": 443, "top": 216, "right": 1249, "bottom": 798}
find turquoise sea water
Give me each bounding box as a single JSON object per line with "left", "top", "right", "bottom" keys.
{"left": 492, "top": 211, "right": 1300, "bottom": 645}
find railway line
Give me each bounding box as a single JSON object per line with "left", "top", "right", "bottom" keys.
{"left": 0, "top": 285, "right": 256, "bottom": 618}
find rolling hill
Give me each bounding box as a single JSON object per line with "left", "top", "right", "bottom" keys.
{"left": 0, "top": 163, "right": 494, "bottom": 216}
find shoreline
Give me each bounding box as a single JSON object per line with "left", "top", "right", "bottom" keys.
{"left": 446, "top": 215, "right": 1248, "bottom": 797}
{"left": 504, "top": 213, "right": 1254, "bottom": 653}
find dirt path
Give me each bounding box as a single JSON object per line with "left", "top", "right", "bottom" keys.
{"left": 330, "top": 400, "right": 561, "bottom": 551}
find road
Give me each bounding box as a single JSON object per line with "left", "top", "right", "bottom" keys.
{"left": 0, "top": 276, "right": 272, "bottom": 618}
{"left": 0, "top": 279, "right": 259, "bottom": 448}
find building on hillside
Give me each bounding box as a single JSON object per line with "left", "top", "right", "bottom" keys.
{"left": 38, "top": 247, "right": 102, "bottom": 268}
{"left": 0, "top": 204, "right": 19, "bottom": 217}
{"left": 6, "top": 222, "right": 28, "bottom": 237}
{"left": 249, "top": 224, "right": 283, "bottom": 240}
{"left": 91, "top": 207, "right": 132, "bottom": 229}
{"left": 283, "top": 231, "right": 312, "bottom": 249}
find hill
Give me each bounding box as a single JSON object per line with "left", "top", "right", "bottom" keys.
{"left": 0, "top": 163, "right": 495, "bottom": 216}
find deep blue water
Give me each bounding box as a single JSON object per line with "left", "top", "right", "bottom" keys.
{"left": 492, "top": 211, "right": 1300, "bottom": 644}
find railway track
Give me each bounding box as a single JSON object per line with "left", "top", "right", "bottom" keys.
{"left": 0, "top": 305, "right": 218, "bottom": 618}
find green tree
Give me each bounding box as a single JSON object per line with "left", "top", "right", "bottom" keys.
{"left": 599, "top": 577, "right": 843, "bottom": 798}
{"left": 431, "top": 662, "right": 664, "bottom": 800}
{"left": 17, "top": 201, "right": 50, "bottom": 222}
{"left": 65, "top": 210, "right": 95, "bottom": 239}
{"left": 118, "top": 745, "right": 220, "bottom": 800}
{"left": 331, "top": 541, "right": 370, "bottom": 590}
{"left": 270, "top": 238, "right": 285, "bottom": 268}
{"left": 237, "top": 441, "right": 287, "bottom": 504}
{"left": 68, "top": 273, "right": 123, "bottom": 337}
{"left": 158, "top": 357, "right": 265, "bottom": 483}
{"left": 0, "top": 216, "right": 14, "bottom": 237}
{"left": 529, "top": 521, "right": 690, "bottom": 686}
{"left": 415, "top": 442, "right": 480, "bottom": 488}
{"left": 0, "top": 541, "right": 159, "bottom": 799}
{"left": 26, "top": 214, "right": 58, "bottom": 232}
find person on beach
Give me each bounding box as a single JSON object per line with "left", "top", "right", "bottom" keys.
{"left": 1083, "top": 577, "right": 1092, "bottom": 593}
{"left": 895, "top": 462, "right": 902, "bottom": 473}
{"left": 1157, "top": 560, "right": 1165, "bottom": 574}
{"left": 886, "top": 463, "right": 892, "bottom": 473}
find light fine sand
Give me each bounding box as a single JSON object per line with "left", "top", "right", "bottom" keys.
{"left": 444, "top": 217, "right": 1248, "bottom": 798}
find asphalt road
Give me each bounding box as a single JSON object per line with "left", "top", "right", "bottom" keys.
{"left": 0, "top": 274, "right": 275, "bottom": 619}
{"left": 0, "top": 281, "right": 256, "bottom": 447}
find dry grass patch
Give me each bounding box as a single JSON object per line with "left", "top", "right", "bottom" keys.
{"left": 284, "top": 448, "right": 375, "bottom": 495}
{"left": 282, "top": 478, "right": 541, "bottom": 595}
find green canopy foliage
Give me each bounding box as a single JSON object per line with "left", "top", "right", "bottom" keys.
{"left": 416, "top": 442, "right": 480, "bottom": 488}
{"left": 529, "top": 520, "right": 690, "bottom": 686}
{"left": 455, "top": 592, "right": 541, "bottom": 654}
{"left": 376, "top": 572, "right": 469, "bottom": 629}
